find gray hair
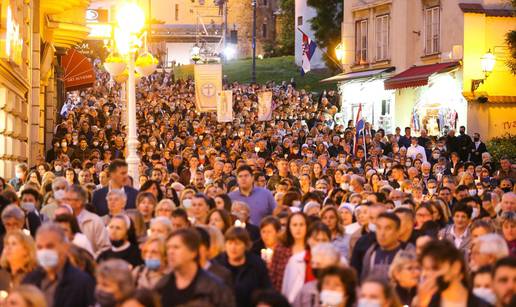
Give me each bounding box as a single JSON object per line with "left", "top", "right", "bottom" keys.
{"left": 389, "top": 250, "right": 418, "bottom": 281}
{"left": 231, "top": 201, "right": 250, "bottom": 213}
{"left": 52, "top": 177, "right": 68, "bottom": 191}
{"left": 96, "top": 259, "right": 134, "bottom": 300}
{"left": 311, "top": 243, "right": 340, "bottom": 265}
{"left": 1, "top": 204, "right": 25, "bottom": 222}
{"left": 150, "top": 216, "right": 172, "bottom": 230}
{"left": 66, "top": 185, "right": 88, "bottom": 204}
{"left": 156, "top": 199, "right": 176, "bottom": 211}
{"left": 107, "top": 189, "right": 127, "bottom": 202}
{"left": 36, "top": 222, "right": 66, "bottom": 243}
{"left": 475, "top": 233, "right": 509, "bottom": 259}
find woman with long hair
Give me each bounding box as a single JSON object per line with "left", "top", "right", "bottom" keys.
{"left": 0, "top": 231, "right": 37, "bottom": 291}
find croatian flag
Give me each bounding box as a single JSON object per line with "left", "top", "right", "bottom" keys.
{"left": 353, "top": 104, "right": 365, "bottom": 155}
{"left": 301, "top": 31, "right": 317, "bottom": 75}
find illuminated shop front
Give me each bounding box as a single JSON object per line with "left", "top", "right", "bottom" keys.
{"left": 323, "top": 67, "right": 395, "bottom": 133}
{"left": 385, "top": 62, "right": 467, "bottom": 136}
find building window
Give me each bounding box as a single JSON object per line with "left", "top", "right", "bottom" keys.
{"left": 355, "top": 19, "right": 368, "bottom": 64}
{"left": 262, "top": 23, "right": 267, "bottom": 38}
{"left": 375, "top": 15, "right": 389, "bottom": 61}
{"left": 425, "top": 6, "right": 440, "bottom": 55}
{"left": 297, "top": 16, "right": 303, "bottom": 26}
{"left": 175, "top": 4, "right": 179, "bottom": 21}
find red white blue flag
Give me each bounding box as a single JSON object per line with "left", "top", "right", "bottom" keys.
{"left": 353, "top": 104, "right": 366, "bottom": 155}
{"left": 301, "top": 31, "right": 317, "bottom": 75}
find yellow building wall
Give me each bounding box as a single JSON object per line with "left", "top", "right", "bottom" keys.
{"left": 463, "top": 13, "right": 516, "bottom": 139}
{"left": 394, "top": 87, "right": 417, "bottom": 130}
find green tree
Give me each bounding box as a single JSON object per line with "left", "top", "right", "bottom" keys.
{"left": 307, "top": 0, "right": 343, "bottom": 71}
{"left": 506, "top": 0, "right": 516, "bottom": 74}
{"left": 275, "top": 0, "right": 295, "bottom": 56}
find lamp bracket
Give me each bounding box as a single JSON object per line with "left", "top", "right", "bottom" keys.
{"left": 471, "top": 79, "right": 484, "bottom": 93}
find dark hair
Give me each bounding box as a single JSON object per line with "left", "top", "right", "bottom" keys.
{"left": 54, "top": 213, "right": 82, "bottom": 234}
{"left": 419, "top": 239, "right": 468, "bottom": 286}
{"left": 492, "top": 256, "right": 516, "bottom": 278}
{"left": 140, "top": 180, "right": 164, "bottom": 202}
{"left": 67, "top": 184, "right": 88, "bottom": 204}
{"left": 236, "top": 165, "right": 253, "bottom": 175}
{"left": 224, "top": 226, "right": 252, "bottom": 250}
{"left": 251, "top": 289, "right": 290, "bottom": 307}
{"left": 108, "top": 159, "right": 128, "bottom": 174}
{"left": 136, "top": 192, "right": 158, "bottom": 207}
{"left": 259, "top": 216, "right": 281, "bottom": 232}
{"left": 307, "top": 220, "right": 331, "bottom": 241}
{"left": 128, "top": 288, "right": 161, "bottom": 307}
{"left": 193, "top": 193, "right": 214, "bottom": 210}
{"left": 194, "top": 226, "right": 211, "bottom": 248}
{"left": 20, "top": 188, "right": 42, "bottom": 205}
{"left": 377, "top": 212, "right": 401, "bottom": 229}
{"left": 168, "top": 228, "right": 201, "bottom": 256}
{"left": 317, "top": 266, "right": 357, "bottom": 307}
{"left": 452, "top": 202, "right": 473, "bottom": 219}
{"left": 171, "top": 208, "right": 189, "bottom": 222}
{"left": 214, "top": 193, "right": 232, "bottom": 212}
{"left": 284, "top": 212, "right": 308, "bottom": 247}
{"left": 207, "top": 209, "right": 232, "bottom": 233}
{"left": 394, "top": 207, "right": 415, "bottom": 220}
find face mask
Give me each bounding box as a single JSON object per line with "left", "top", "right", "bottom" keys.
{"left": 15, "top": 172, "right": 23, "bottom": 179}
{"left": 368, "top": 223, "right": 377, "bottom": 232}
{"left": 377, "top": 168, "right": 384, "bottom": 174}
{"left": 472, "top": 207, "right": 480, "bottom": 219}
{"left": 37, "top": 249, "right": 59, "bottom": 269}
{"left": 394, "top": 200, "right": 402, "bottom": 208}
{"left": 95, "top": 289, "right": 117, "bottom": 307}
{"left": 386, "top": 163, "right": 392, "bottom": 168}
{"left": 110, "top": 239, "right": 125, "bottom": 248}
{"left": 103, "top": 145, "right": 110, "bottom": 150}
{"left": 428, "top": 188, "right": 437, "bottom": 195}
{"left": 21, "top": 202, "right": 36, "bottom": 213}
{"left": 320, "top": 290, "right": 344, "bottom": 306}
{"left": 432, "top": 154, "right": 440, "bottom": 159}
{"left": 473, "top": 287, "right": 496, "bottom": 305}
{"left": 474, "top": 137, "right": 480, "bottom": 142}
{"left": 502, "top": 187, "right": 512, "bottom": 193}
{"left": 405, "top": 162, "right": 412, "bottom": 167}
{"left": 468, "top": 189, "right": 477, "bottom": 196}
{"left": 357, "top": 298, "right": 382, "bottom": 307}
{"left": 54, "top": 189, "right": 65, "bottom": 201}
{"left": 145, "top": 258, "right": 161, "bottom": 270}
{"left": 93, "top": 142, "right": 99, "bottom": 146}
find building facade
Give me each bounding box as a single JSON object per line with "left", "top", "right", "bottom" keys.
{"left": 294, "top": 0, "right": 325, "bottom": 69}
{"left": 333, "top": 0, "right": 516, "bottom": 138}
{"left": 0, "top": 0, "right": 90, "bottom": 178}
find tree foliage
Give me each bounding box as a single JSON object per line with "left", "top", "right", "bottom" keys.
{"left": 307, "top": 0, "right": 343, "bottom": 71}
{"left": 265, "top": 0, "right": 295, "bottom": 57}
{"left": 506, "top": 0, "right": 516, "bottom": 74}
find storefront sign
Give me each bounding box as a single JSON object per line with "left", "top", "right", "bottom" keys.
{"left": 0, "top": 2, "right": 24, "bottom": 66}
{"left": 87, "top": 23, "right": 112, "bottom": 39}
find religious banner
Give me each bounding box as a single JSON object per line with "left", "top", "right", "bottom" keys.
{"left": 194, "top": 64, "right": 222, "bottom": 112}
{"left": 257, "top": 91, "right": 273, "bottom": 121}
{"left": 217, "top": 90, "right": 233, "bottom": 122}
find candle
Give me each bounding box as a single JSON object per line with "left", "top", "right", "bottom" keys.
{"left": 261, "top": 248, "right": 273, "bottom": 263}
{"left": 234, "top": 220, "right": 246, "bottom": 228}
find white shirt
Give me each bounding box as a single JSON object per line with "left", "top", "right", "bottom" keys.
{"left": 72, "top": 233, "right": 95, "bottom": 256}
{"left": 281, "top": 251, "right": 306, "bottom": 303}
{"left": 407, "top": 144, "right": 427, "bottom": 162}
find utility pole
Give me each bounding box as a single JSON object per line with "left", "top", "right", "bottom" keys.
{"left": 251, "top": 0, "right": 257, "bottom": 83}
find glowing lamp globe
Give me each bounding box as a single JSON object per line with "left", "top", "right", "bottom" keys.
{"left": 480, "top": 50, "right": 495, "bottom": 74}
{"left": 116, "top": 3, "right": 145, "bottom": 34}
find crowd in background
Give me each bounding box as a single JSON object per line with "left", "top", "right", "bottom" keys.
{"left": 0, "top": 67, "right": 514, "bottom": 307}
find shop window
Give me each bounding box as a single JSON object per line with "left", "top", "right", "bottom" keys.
{"left": 355, "top": 19, "right": 368, "bottom": 64}
{"left": 375, "top": 15, "right": 389, "bottom": 61}
{"left": 381, "top": 99, "right": 390, "bottom": 115}
{"left": 298, "top": 16, "right": 303, "bottom": 26}
{"left": 424, "top": 6, "right": 440, "bottom": 55}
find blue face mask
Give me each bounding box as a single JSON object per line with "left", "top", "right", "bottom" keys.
{"left": 145, "top": 258, "right": 161, "bottom": 270}
{"left": 37, "top": 249, "right": 59, "bottom": 269}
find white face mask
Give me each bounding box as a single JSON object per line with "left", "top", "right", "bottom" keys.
{"left": 320, "top": 290, "right": 344, "bottom": 306}
{"left": 428, "top": 188, "right": 437, "bottom": 195}
{"left": 368, "top": 223, "right": 377, "bottom": 232}
{"left": 472, "top": 207, "right": 480, "bottom": 219}
{"left": 53, "top": 189, "right": 65, "bottom": 201}
{"left": 340, "top": 182, "right": 350, "bottom": 190}
{"left": 468, "top": 189, "right": 477, "bottom": 196}
{"left": 473, "top": 287, "right": 496, "bottom": 305}
{"left": 357, "top": 298, "right": 382, "bottom": 307}
{"left": 394, "top": 200, "right": 402, "bottom": 207}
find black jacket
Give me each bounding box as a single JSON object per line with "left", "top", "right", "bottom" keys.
{"left": 155, "top": 268, "right": 236, "bottom": 307}
{"left": 215, "top": 252, "right": 272, "bottom": 307}
{"left": 22, "top": 261, "right": 95, "bottom": 307}
{"left": 429, "top": 292, "right": 492, "bottom": 307}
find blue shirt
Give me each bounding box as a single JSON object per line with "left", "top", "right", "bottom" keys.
{"left": 229, "top": 187, "right": 277, "bottom": 226}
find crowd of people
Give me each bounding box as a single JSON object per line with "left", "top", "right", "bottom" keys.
{"left": 0, "top": 66, "right": 514, "bottom": 307}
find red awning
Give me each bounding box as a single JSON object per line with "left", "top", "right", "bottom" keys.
{"left": 384, "top": 61, "right": 460, "bottom": 90}
{"left": 62, "top": 48, "right": 96, "bottom": 91}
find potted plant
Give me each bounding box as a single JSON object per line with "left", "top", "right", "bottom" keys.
{"left": 135, "top": 52, "right": 158, "bottom": 77}
{"left": 104, "top": 53, "right": 126, "bottom": 76}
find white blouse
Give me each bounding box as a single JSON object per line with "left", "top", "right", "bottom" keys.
{"left": 281, "top": 250, "right": 306, "bottom": 303}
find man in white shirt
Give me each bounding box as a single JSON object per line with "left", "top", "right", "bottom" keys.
{"left": 63, "top": 185, "right": 111, "bottom": 255}
{"left": 406, "top": 137, "right": 427, "bottom": 162}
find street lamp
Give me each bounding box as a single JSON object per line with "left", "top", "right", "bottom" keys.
{"left": 251, "top": 0, "right": 257, "bottom": 83}
{"left": 103, "top": 2, "right": 156, "bottom": 188}
{"left": 471, "top": 49, "right": 496, "bottom": 92}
